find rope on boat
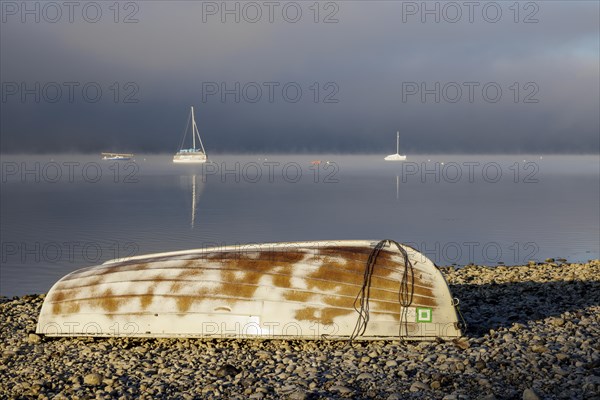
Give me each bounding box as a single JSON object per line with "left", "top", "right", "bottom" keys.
{"left": 452, "top": 297, "right": 468, "bottom": 334}
{"left": 395, "top": 241, "right": 415, "bottom": 340}
{"left": 350, "top": 239, "right": 415, "bottom": 342}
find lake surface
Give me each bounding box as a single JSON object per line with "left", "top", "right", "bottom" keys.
{"left": 1, "top": 154, "right": 598, "bottom": 297}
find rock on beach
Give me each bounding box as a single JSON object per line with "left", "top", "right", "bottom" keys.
{"left": 0, "top": 260, "right": 599, "bottom": 399}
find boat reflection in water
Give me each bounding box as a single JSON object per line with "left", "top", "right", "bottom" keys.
{"left": 179, "top": 174, "right": 204, "bottom": 229}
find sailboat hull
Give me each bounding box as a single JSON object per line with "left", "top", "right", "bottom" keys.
{"left": 36, "top": 240, "right": 462, "bottom": 340}
{"left": 173, "top": 153, "right": 208, "bottom": 163}
{"left": 384, "top": 154, "right": 407, "bottom": 161}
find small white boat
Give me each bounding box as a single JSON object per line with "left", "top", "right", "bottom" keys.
{"left": 173, "top": 106, "right": 207, "bottom": 164}
{"left": 384, "top": 132, "right": 407, "bottom": 161}
{"left": 101, "top": 153, "right": 133, "bottom": 161}
{"left": 36, "top": 240, "right": 462, "bottom": 340}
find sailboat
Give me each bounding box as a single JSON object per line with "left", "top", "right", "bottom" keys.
{"left": 173, "top": 106, "right": 208, "bottom": 164}
{"left": 384, "top": 131, "right": 407, "bottom": 161}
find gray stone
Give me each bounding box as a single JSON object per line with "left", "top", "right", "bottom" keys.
{"left": 523, "top": 388, "right": 541, "bottom": 400}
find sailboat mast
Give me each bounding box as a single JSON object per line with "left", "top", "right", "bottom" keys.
{"left": 191, "top": 106, "right": 196, "bottom": 150}
{"left": 396, "top": 131, "right": 399, "bottom": 154}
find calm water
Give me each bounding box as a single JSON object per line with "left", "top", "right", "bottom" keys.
{"left": 1, "top": 154, "right": 598, "bottom": 297}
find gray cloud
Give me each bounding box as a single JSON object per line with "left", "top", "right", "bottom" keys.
{"left": 1, "top": 1, "right": 598, "bottom": 153}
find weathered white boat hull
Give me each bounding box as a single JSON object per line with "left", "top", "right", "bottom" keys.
{"left": 37, "top": 240, "right": 462, "bottom": 340}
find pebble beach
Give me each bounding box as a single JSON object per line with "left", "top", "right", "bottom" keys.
{"left": 1, "top": 260, "right": 599, "bottom": 400}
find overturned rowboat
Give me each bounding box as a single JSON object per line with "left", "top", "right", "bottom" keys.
{"left": 36, "top": 240, "right": 463, "bottom": 340}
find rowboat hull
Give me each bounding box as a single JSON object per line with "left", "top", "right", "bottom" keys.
{"left": 36, "top": 240, "right": 462, "bottom": 340}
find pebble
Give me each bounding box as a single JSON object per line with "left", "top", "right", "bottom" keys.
{"left": 409, "top": 382, "right": 430, "bottom": 392}
{"left": 288, "top": 390, "right": 308, "bottom": 400}
{"left": 2, "top": 350, "right": 17, "bottom": 358}
{"left": 454, "top": 338, "right": 470, "bottom": 349}
{"left": 0, "top": 261, "right": 597, "bottom": 399}
{"left": 330, "top": 385, "right": 352, "bottom": 394}
{"left": 215, "top": 364, "right": 240, "bottom": 378}
{"left": 83, "top": 373, "right": 103, "bottom": 386}
{"left": 530, "top": 345, "right": 548, "bottom": 354}
{"left": 522, "top": 388, "right": 541, "bottom": 400}
{"left": 27, "top": 333, "right": 41, "bottom": 344}
{"left": 357, "top": 372, "right": 374, "bottom": 380}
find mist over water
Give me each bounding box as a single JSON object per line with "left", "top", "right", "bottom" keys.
{"left": 1, "top": 153, "right": 598, "bottom": 297}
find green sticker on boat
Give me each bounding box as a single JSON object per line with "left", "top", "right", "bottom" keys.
{"left": 416, "top": 307, "right": 432, "bottom": 323}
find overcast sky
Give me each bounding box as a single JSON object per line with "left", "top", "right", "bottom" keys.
{"left": 1, "top": 1, "right": 598, "bottom": 154}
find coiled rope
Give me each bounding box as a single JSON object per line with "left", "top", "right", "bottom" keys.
{"left": 350, "top": 239, "right": 415, "bottom": 342}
